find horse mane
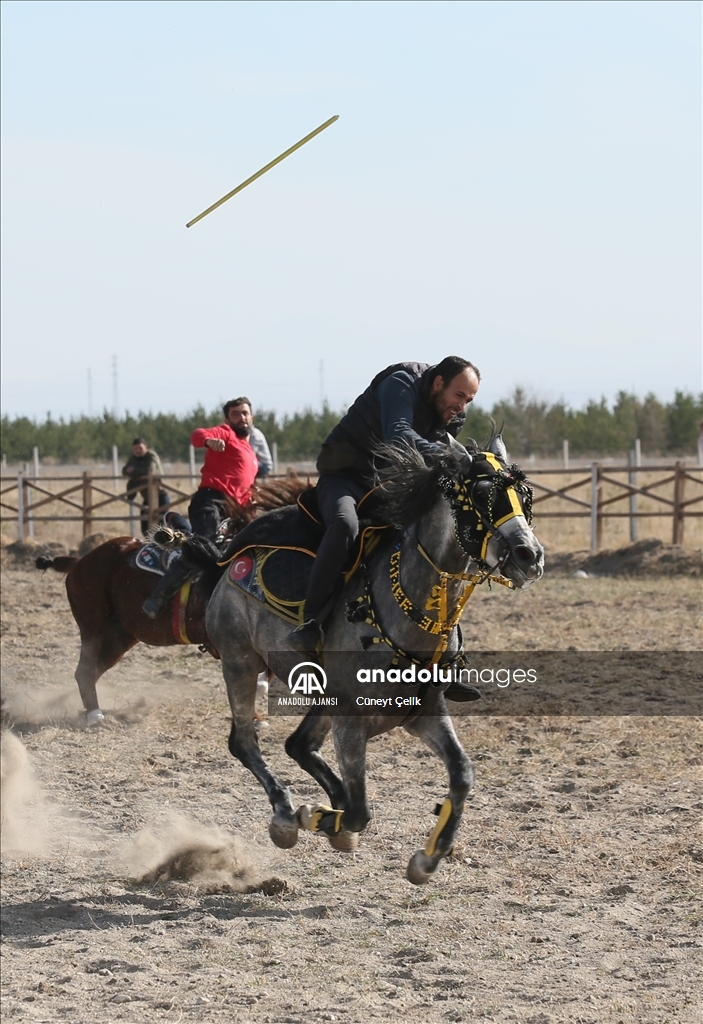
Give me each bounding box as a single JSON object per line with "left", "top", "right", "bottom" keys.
{"left": 373, "top": 441, "right": 460, "bottom": 527}
{"left": 224, "top": 472, "right": 309, "bottom": 527}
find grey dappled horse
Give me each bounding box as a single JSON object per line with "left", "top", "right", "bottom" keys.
{"left": 206, "top": 436, "right": 544, "bottom": 883}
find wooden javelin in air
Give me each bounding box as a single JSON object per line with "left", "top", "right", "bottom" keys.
{"left": 186, "top": 115, "right": 339, "bottom": 228}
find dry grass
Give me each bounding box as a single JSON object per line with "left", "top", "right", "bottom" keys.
{"left": 1, "top": 566, "right": 702, "bottom": 1023}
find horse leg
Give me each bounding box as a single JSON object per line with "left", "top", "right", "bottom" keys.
{"left": 330, "top": 718, "right": 371, "bottom": 836}
{"left": 285, "top": 711, "right": 342, "bottom": 804}
{"left": 403, "top": 712, "right": 474, "bottom": 884}
{"left": 221, "top": 652, "right": 300, "bottom": 849}
{"left": 75, "top": 622, "right": 137, "bottom": 725}
{"left": 284, "top": 712, "right": 358, "bottom": 851}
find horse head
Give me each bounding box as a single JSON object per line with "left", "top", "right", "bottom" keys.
{"left": 442, "top": 440, "right": 544, "bottom": 588}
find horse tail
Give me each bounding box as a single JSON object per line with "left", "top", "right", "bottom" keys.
{"left": 35, "top": 555, "right": 79, "bottom": 573}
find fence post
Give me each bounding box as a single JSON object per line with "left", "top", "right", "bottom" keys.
{"left": 590, "top": 462, "right": 602, "bottom": 554}
{"left": 33, "top": 446, "right": 40, "bottom": 479}
{"left": 628, "top": 448, "right": 639, "bottom": 542}
{"left": 129, "top": 500, "right": 139, "bottom": 537}
{"left": 25, "top": 460, "right": 35, "bottom": 538}
{"left": 17, "top": 471, "right": 25, "bottom": 541}
{"left": 672, "top": 461, "right": 686, "bottom": 544}
{"left": 189, "top": 444, "right": 196, "bottom": 488}
{"left": 562, "top": 439, "right": 569, "bottom": 470}
{"left": 272, "top": 441, "right": 279, "bottom": 476}
{"left": 112, "top": 445, "right": 119, "bottom": 483}
{"left": 82, "top": 471, "right": 93, "bottom": 538}
{"left": 147, "top": 471, "right": 161, "bottom": 530}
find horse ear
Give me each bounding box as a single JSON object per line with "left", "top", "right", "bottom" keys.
{"left": 485, "top": 428, "right": 509, "bottom": 464}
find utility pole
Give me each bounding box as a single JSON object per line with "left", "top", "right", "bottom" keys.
{"left": 87, "top": 368, "right": 93, "bottom": 416}
{"left": 319, "top": 359, "right": 325, "bottom": 411}
{"left": 112, "top": 355, "right": 119, "bottom": 418}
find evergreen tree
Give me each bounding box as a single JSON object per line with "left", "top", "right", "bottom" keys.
{"left": 3, "top": 390, "right": 702, "bottom": 464}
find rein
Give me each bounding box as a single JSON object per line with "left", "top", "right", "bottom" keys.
{"left": 392, "top": 541, "right": 514, "bottom": 663}
{"left": 348, "top": 539, "right": 514, "bottom": 669}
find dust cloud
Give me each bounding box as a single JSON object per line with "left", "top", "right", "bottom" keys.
{"left": 1, "top": 729, "right": 49, "bottom": 857}
{"left": 117, "top": 813, "right": 287, "bottom": 895}
{"left": 1, "top": 685, "right": 84, "bottom": 729}
{"left": 0, "top": 728, "right": 91, "bottom": 860}
{"left": 1, "top": 684, "right": 152, "bottom": 729}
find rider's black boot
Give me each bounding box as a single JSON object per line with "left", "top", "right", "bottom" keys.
{"left": 443, "top": 681, "right": 482, "bottom": 702}
{"left": 142, "top": 557, "right": 193, "bottom": 620}
{"left": 287, "top": 619, "right": 323, "bottom": 657}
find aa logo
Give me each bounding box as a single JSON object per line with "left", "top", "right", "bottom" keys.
{"left": 288, "top": 662, "right": 328, "bottom": 696}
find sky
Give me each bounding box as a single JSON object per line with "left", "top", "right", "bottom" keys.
{"left": 1, "top": 0, "right": 700, "bottom": 422}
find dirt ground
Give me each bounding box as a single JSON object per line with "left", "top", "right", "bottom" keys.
{"left": 1, "top": 552, "right": 702, "bottom": 1024}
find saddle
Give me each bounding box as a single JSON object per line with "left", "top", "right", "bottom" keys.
{"left": 223, "top": 487, "right": 396, "bottom": 625}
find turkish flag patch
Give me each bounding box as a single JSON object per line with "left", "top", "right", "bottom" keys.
{"left": 229, "top": 554, "right": 254, "bottom": 581}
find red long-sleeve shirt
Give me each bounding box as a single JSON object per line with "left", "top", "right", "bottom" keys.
{"left": 190, "top": 424, "right": 259, "bottom": 506}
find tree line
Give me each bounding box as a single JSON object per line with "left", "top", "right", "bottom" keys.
{"left": 1, "top": 389, "right": 701, "bottom": 464}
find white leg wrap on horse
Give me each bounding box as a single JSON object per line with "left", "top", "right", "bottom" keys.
{"left": 86, "top": 709, "right": 105, "bottom": 726}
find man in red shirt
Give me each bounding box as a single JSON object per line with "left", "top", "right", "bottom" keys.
{"left": 142, "top": 398, "right": 258, "bottom": 619}
{"left": 188, "top": 398, "right": 259, "bottom": 538}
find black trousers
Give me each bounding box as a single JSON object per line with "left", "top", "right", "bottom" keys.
{"left": 303, "top": 474, "right": 369, "bottom": 621}
{"left": 188, "top": 487, "right": 228, "bottom": 540}
{"left": 129, "top": 487, "right": 170, "bottom": 536}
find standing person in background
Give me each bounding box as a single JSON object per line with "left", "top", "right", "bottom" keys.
{"left": 122, "top": 437, "right": 170, "bottom": 536}
{"left": 249, "top": 420, "right": 274, "bottom": 477}
{"left": 142, "top": 399, "right": 259, "bottom": 619}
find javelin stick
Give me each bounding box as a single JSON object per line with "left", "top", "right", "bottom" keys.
{"left": 186, "top": 114, "right": 339, "bottom": 228}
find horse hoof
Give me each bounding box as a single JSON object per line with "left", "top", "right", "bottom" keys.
{"left": 85, "top": 709, "right": 105, "bottom": 727}
{"left": 327, "top": 830, "right": 359, "bottom": 852}
{"left": 406, "top": 850, "right": 439, "bottom": 885}
{"left": 269, "top": 816, "right": 299, "bottom": 849}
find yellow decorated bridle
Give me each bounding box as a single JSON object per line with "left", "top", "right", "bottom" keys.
{"left": 349, "top": 450, "right": 532, "bottom": 666}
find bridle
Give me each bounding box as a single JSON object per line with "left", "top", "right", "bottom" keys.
{"left": 347, "top": 451, "right": 534, "bottom": 668}
{"left": 437, "top": 451, "right": 534, "bottom": 568}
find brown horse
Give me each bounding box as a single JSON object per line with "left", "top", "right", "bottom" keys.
{"left": 36, "top": 477, "right": 307, "bottom": 724}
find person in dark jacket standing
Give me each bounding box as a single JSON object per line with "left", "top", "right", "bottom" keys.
{"left": 289, "top": 356, "right": 480, "bottom": 654}
{"left": 122, "top": 438, "right": 170, "bottom": 536}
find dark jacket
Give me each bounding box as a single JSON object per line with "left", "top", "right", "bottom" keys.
{"left": 122, "top": 450, "right": 164, "bottom": 498}
{"left": 316, "top": 362, "right": 465, "bottom": 485}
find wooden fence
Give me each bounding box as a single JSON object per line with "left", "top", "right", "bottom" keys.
{"left": 527, "top": 462, "right": 702, "bottom": 551}
{"left": 0, "top": 472, "right": 193, "bottom": 541}
{"left": 1, "top": 463, "right": 702, "bottom": 553}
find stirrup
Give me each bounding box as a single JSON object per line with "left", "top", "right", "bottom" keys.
{"left": 142, "top": 592, "right": 168, "bottom": 619}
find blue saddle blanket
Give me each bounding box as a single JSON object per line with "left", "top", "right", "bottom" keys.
{"left": 134, "top": 544, "right": 179, "bottom": 576}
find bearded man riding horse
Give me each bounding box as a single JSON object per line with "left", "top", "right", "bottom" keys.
{"left": 288, "top": 356, "right": 482, "bottom": 700}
